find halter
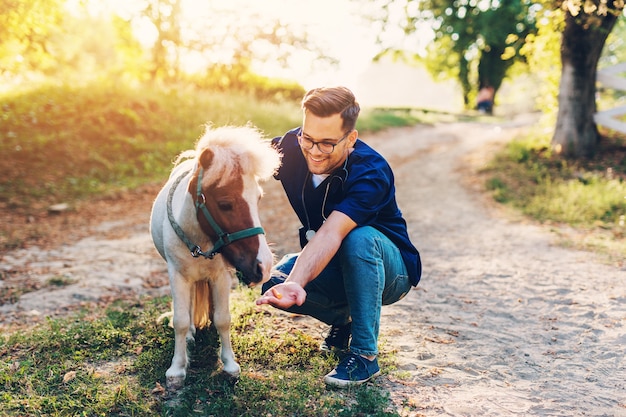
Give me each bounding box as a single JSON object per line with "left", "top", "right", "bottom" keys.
{"left": 167, "top": 168, "right": 265, "bottom": 259}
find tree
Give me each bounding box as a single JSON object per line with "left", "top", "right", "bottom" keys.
{"left": 371, "top": 0, "right": 538, "bottom": 110}
{"left": 0, "top": 0, "right": 148, "bottom": 84}
{"left": 552, "top": 0, "right": 625, "bottom": 157}
{"left": 142, "top": 0, "right": 182, "bottom": 81}
{"left": 126, "top": 0, "right": 335, "bottom": 85}
{"left": 0, "top": 0, "right": 64, "bottom": 77}
{"left": 372, "top": 0, "right": 624, "bottom": 157}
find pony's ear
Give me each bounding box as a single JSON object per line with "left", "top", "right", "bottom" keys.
{"left": 199, "top": 148, "right": 214, "bottom": 168}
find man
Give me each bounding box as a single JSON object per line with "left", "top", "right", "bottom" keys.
{"left": 256, "top": 86, "right": 421, "bottom": 387}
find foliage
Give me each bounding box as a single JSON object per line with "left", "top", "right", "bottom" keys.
{"left": 142, "top": 0, "right": 184, "bottom": 80}
{"left": 184, "top": 63, "right": 306, "bottom": 101}
{"left": 372, "top": 0, "right": 539, "bottom": 108}
{"left": 0, "top": 0, "right": 150, "bottom": 86}
{"left": 600, "top": 12, "right": 626, "bottom": 66}
{"left": 0, "top": 0, "right": 64, "bottom": 76}
{"left": 597, "top": 14, "right": 626, "bottom": 110}
{"left": 103, "top": 0, "right": 338, "bottom": 84}
{"left": 520, "top": 6, "right": 564, "bottom": 125}
{"left": 557, "top": 0, "right": 626, "bottom": 17}
{"left": 0, "top": 292, "right": 402, "bottom": 417}
{"left": 0, "top": 0, "right": 335, "bottom": 96}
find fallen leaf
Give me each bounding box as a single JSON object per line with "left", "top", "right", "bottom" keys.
{"left": 152, "top": 382, "right": 166, "bottom": 395}
{"left": 63, "top": 371, "right": 77, "bottom": 383}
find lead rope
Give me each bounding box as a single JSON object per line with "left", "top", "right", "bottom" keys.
{"left": 166, "top": 169, "right": 211, "bottom": 258}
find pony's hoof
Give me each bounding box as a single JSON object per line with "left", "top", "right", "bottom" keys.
{"left": 166, "top": 376, "right": 185, "bottom": 392}
{"left": 221, "top": 369, "right": 240, "bottom": 385}
{"left": 223, "top": 364, "right": 241, "bottom": 379}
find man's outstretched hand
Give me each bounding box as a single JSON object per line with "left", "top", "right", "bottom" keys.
{"left": 256, "top": 281, "right": 306, "bottom": 309}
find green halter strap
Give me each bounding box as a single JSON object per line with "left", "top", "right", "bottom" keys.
{"left": 166, "top": 168, "right": 265, "bottom": 259}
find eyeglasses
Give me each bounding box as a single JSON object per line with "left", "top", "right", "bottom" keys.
{"left": 297, "top": 130, "right": 351, "bottom": 154}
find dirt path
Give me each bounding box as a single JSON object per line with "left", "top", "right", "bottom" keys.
{"left": 374, "top": 120, "right": 626, "bottom": 416}
{"left": 1, "top": 117, "right": 625, "bottom": 416}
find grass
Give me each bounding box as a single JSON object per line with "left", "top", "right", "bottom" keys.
{"left": 482, "top": 126, "right": 626, "bottom": 264}
{"left": 357, "top": 107, "right": 431, "bottom": 132}
{"left": 0, "top": 290, "right": 400, "bottom": 417}
{"left": 0, "top": 83, "right": 302, "bottom": 212}
{"left": 2, "top": 80, "right": 625, "bottom": 415}
{"left": 0, "top": 83, "right": 430, "bottom": 214}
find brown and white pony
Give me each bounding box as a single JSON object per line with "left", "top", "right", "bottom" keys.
{"left": 150, "top": 125, "right": 281, "bottom": 390}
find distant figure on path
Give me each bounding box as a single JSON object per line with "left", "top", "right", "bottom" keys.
{"left": 476, "top": 85, "right": 495, "bottom": 114}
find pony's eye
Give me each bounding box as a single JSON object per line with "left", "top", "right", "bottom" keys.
{"left": 218, "top": 201, "right": 233, "bottom": 211}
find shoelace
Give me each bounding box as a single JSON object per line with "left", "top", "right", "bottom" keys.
{"left": 327, "top": 326, "right": 342, "bottom": 339}
{"left": 322, "top": 326, "right": 341, "bottom": 341}
{"left": 339, "top": 354, "right": 364, "bottom": 373}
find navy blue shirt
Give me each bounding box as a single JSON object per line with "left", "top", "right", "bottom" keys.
{"left": 272, "top": 128, "right": 421, "bottom": 286}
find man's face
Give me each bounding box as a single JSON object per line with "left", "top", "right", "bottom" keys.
{"left": 300, "top": 112, "right": 355, "bottom": 175}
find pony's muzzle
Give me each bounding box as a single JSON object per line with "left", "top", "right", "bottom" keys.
{"left": 235, "top": 257, "right": 270, "bottom": 287}
{"left": 232, "top": 234, "right": 273, "bottom": 287}
{"left": 245, "top": 260, "right": 265, "bottom": 288}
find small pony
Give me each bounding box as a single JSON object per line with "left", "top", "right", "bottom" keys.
{"left": 150, "top": 125, "right": 281, "bottom": 390}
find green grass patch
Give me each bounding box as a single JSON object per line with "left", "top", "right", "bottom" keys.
{"left": 0, "top": 291, "right": 401, "bottom": 417}
{"left": 0, "top": 83, "right": 302, "bottom": 211}
{"left": 482, "top": 128, "right": 626, "bottom": 262}
{"left": 358, "top": 108, "right": 426, "bottom": 132}
{"left": 0, "top": 82, "right": 427, "bottom": 214}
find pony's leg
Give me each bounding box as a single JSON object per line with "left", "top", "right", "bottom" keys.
{"left": 211, "top": 275, "right": 240, "bottom": 377}
{"left": 188, "top": 282, "right": 196, "bottom": 341}
{"left": 166, "top": 272, "right": 193, "bottom": 390}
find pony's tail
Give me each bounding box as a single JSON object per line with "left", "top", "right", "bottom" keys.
{"left": 194, "top": 281, "right": 212, "bottom": 329}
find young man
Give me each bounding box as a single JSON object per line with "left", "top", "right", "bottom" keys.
{"left": 256, "top": 86, "right": 421, "bottom": 387}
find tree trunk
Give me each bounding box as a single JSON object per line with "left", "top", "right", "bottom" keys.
{"left": 459, "top": 55, "right": 471, "bottom": 107}
{"left": 552, "top": 7, "right": 620, "bottom": 158}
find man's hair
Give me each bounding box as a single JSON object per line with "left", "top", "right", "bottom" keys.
{"left": 301, "top": 86, "right": 360, "bottom": 132}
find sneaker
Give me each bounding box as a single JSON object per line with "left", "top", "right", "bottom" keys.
{"left": 324, "top": 353, "right": 381, "bottom": 387}
{"left": 320, "top": 322, "right": 351, "bottom": 352}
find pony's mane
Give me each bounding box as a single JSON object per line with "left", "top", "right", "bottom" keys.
{"left": 174, "top": 125, "right": 281, "bottom": 184}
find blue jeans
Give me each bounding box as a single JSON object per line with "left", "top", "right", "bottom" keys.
{"left": 262, "top": 226, "right": 412, "bottom": 356}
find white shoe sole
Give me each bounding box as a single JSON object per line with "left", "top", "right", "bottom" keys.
{"left": 323, "top": 370, "right": 381, "bottom": 388}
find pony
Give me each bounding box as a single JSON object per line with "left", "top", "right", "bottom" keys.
{"left": 150, "top": 125, "right": 281, "bottom": 390}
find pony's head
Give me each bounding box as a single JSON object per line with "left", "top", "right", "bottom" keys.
{"left": 188, "top": 125, "right": 281, "bottom": 286}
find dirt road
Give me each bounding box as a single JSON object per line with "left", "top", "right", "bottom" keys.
{"left": 373, "top": 120, "right": 626, "bottom": 416}
{"left": 1, "top": 117, "right": 624, "bottom": 416}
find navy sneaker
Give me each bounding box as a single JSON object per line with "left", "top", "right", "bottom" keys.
{"left": 320, "top": 322, "right": 351, "bottom": 353}
{"left": 324, "top": 353, "right": 381, "bottom": 387}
